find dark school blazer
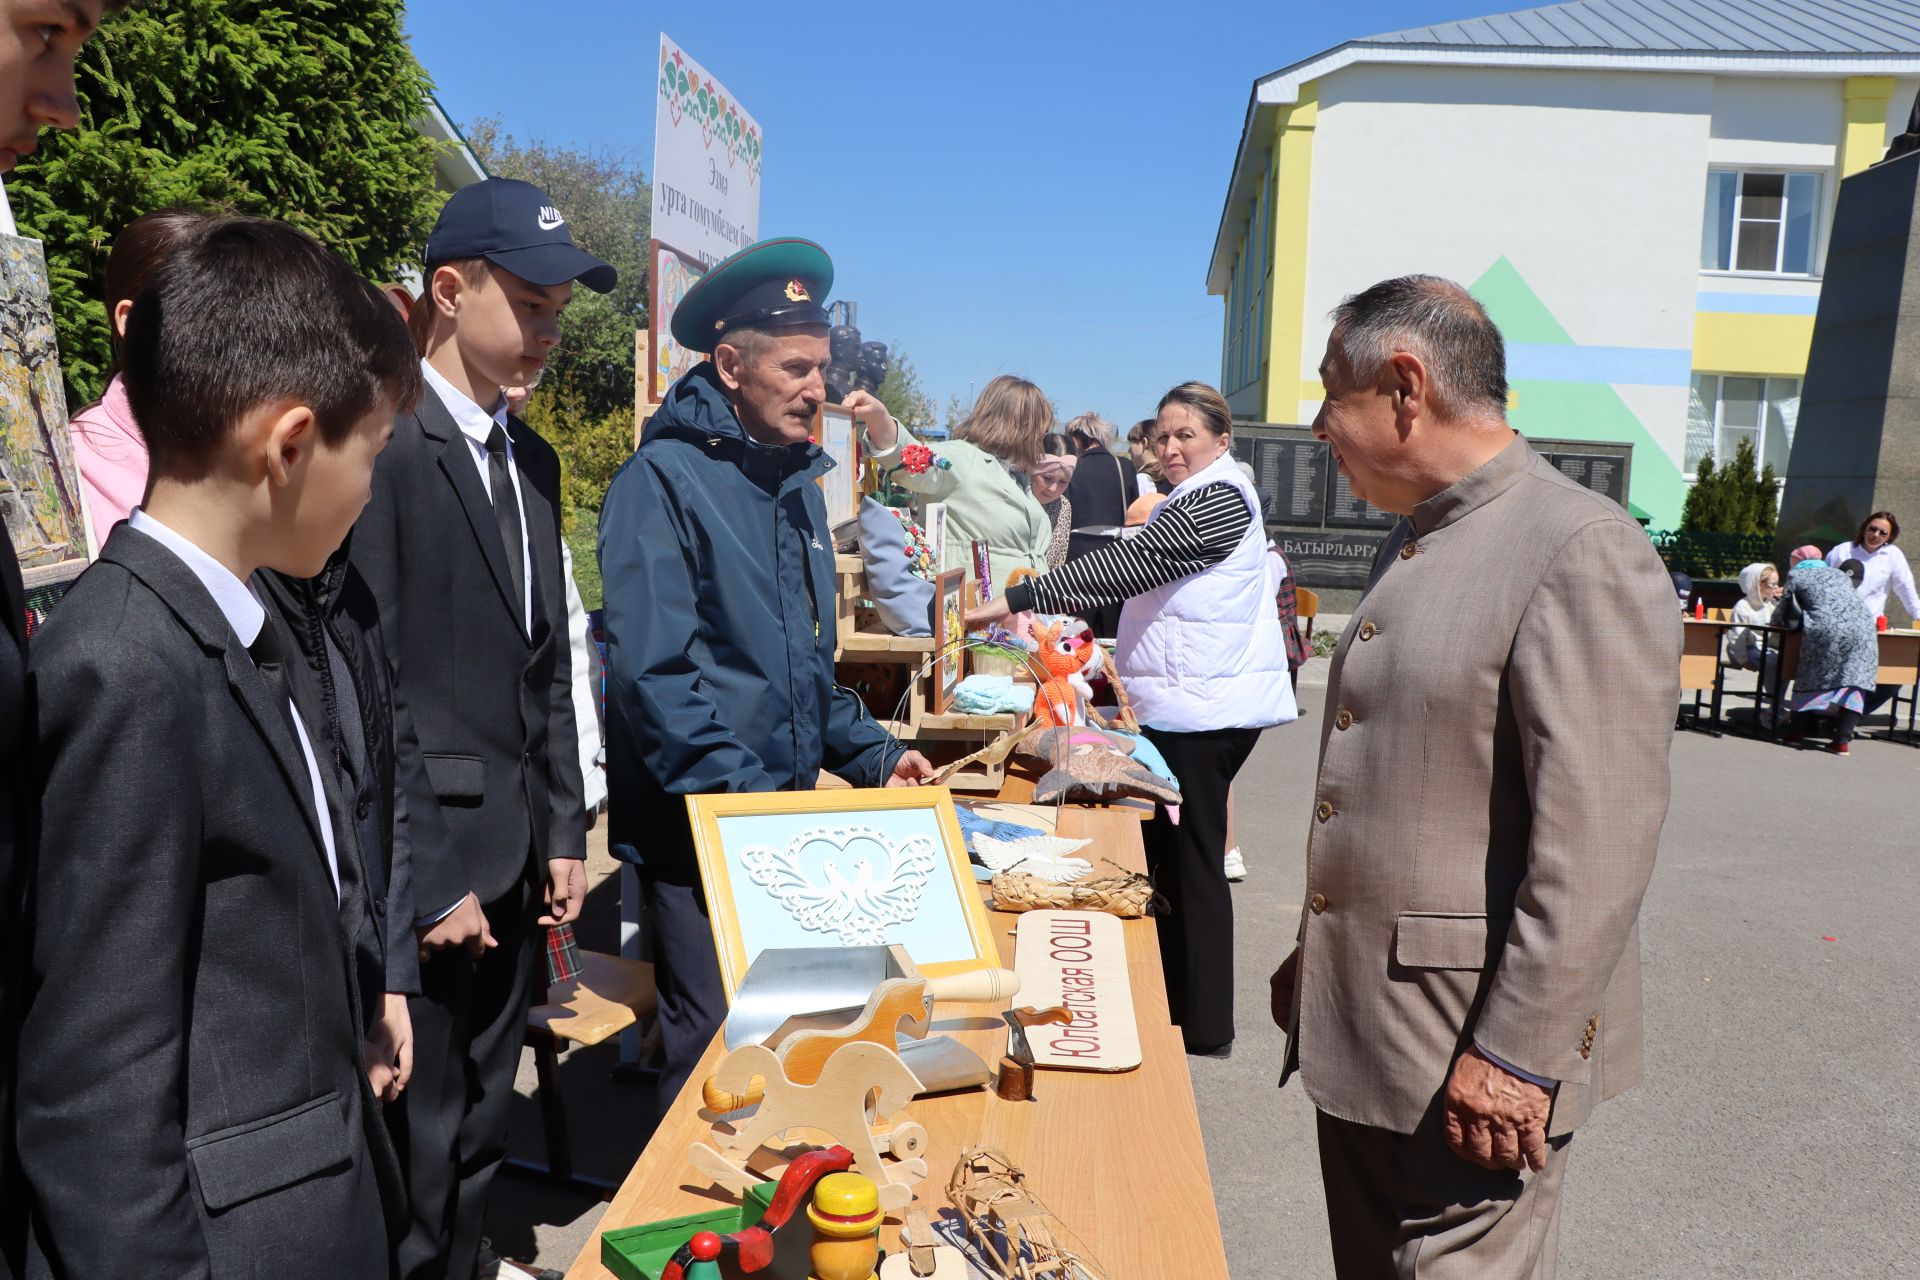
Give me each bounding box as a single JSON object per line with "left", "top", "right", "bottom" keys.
{"left": 349, "top": 385, "right": 586, "bottom": 912}
{"left": 16, "top": 525, "right": 391, "bottom": 1278}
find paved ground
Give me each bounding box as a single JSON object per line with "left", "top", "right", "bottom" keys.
{"left": 486, "top": 667, "right": 1920, "bottom": 1278}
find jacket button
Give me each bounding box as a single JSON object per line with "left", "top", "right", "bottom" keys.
{"left": 1358, "top": 621, "right": 1377, "bottom": 641}
{"left": 1335, "top": 708, "right": 1354, "bottom": 730}
{"left": 372, "top": 899, "right": 386, "bottom": 918}
{"left": 1315, "top": 800, "right": 1334, "bottom": 823}
{"left": 1399, "top": 540, "right": 1418, "bottom": 560}
{"left": 1309, "top": 892, "right": 1328, "bottom": 914}
{"left": 355, "top": 796, "right": 371, "bottom": 821}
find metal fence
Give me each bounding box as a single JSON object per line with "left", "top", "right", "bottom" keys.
{"left": 1647, "top": 529, "right": 1774, "bottom": 581}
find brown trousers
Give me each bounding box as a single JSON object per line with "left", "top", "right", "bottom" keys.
{"left": 1316, "top": 1110, "right": 1572, "bottom": 1279}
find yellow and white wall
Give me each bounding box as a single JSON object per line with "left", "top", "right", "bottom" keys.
{"left": 1214, "top": 62, "right": 1918, "bottom": 526}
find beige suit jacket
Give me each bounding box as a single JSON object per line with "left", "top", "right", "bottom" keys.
{"left": 1281, "top": 436, "right": 1681, "bottom": 1138}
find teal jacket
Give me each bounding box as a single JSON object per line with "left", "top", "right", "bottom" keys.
{"left": 599, "top": 364, "right": 902, "bottom": 878}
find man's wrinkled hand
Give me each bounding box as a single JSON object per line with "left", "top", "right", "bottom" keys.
{"left": 364, "top": 993, "right": 413, "bottom": 1104}
{"left": 417, "top": 891, "right": 495, "bottom": 962}
{"left": 541, "top": 858, "right": 587, "bottom": 926}
{"left": 1443, "top": 1046, "right": 1552, "bottom": 1173}
{"left": 1269, "top": 948, "right": 1300, "bottom": 1030}
{"left": 885, "top": 750, "right": 935, "bottom": 787}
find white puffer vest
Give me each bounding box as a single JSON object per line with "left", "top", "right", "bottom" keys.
{"left": 1115, "top": 450, "right": 1298, "bottom": 734}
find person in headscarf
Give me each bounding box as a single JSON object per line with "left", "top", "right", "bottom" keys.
{"left": 1726, "top": 562, "right": 1780, "bottom": 668}
{"left": 1029, "top": 442, "right": 1077, "bottom": 571}
{"left": 1775, "top": 545, "right": 1879, "bottom": 755}
{"left": 1726, "top": 562, "right": 1783, "bottom": 718}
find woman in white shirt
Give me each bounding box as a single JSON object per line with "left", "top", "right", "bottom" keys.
{"left": 1826, "top": 510, "right": 1920, "bottom": 622}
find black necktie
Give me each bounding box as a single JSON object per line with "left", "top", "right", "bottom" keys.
{"left": 246, "top": 619, "right": 305, "bottom": 755}
{"left": 485, "top": 423, "right": 527, "bottom": 631}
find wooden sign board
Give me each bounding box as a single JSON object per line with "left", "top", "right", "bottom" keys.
{"left": 1013, "top": 910, "right": 1140, "bottom": 1071}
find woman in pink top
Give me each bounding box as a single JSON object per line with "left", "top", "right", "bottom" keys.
{"left": 68, "top": 208, "right": 211, "bottom": 555}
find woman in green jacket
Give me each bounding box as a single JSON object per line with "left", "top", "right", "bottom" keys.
{"left": 859, "top": 374, "right": 1054, "bottom": 595}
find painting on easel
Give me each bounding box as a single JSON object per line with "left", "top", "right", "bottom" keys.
{"left": 0, "top": 234, "right": 84, "bottom": 580}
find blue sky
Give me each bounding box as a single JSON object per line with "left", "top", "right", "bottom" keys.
{"left": 404, "top": 1, "right": 1492, "bottom": 427}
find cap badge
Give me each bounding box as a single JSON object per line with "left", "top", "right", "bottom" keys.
{"left": 537, "top": 206, "right": 565, "bottom": 231}
{"left": 784, "top": 279, "right": 812, "bottom": 303}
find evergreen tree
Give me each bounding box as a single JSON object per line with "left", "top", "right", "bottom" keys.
{"left": 1681, "top": 438, "right": 1777, "bottom": 537}
{"left": 7, "top": 0, "right": 443, "bottom": 408}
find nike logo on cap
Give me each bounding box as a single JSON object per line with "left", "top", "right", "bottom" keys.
{"left": 537, "top": 206, "right": 565, "bottom": 231}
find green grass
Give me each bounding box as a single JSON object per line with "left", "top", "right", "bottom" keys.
{"left": 566, "top": 509, "right": 602, "bottom": 613}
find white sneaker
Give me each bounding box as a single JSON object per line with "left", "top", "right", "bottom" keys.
{"left": 1223, "top": 847, "right": 1247, "bottom": 881}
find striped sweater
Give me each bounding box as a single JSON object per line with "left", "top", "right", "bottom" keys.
{"left": 1003, "top": 482, "right": 1254, "bottom": 616}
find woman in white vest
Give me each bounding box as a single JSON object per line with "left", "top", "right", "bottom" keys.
{"left": 971, "top": 381, "right": 1297, "bottom": 1053}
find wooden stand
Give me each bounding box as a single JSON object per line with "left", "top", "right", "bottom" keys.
{"left": 833, "top": 555, "right": 1025, "bottom": 790}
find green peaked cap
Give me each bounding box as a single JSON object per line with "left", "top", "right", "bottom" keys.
{"left": 671, "top": 237, "right": 834, "bottom": 353}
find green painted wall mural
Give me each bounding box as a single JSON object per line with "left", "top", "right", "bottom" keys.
{"left": 1468, "top": 257, "right": 1687, "bottom": 526}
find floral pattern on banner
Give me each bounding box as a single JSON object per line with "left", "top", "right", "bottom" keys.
{"left": 659, "top": 45, "right": 762, "bottom": 184}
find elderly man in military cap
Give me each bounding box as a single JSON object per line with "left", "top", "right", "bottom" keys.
{"left": 599, "top": 238, "right": 932, "bottom": 1111}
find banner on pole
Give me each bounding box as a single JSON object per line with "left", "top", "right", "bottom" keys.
{"left": 651, "top": 34, "right": 762, "bottom": 268}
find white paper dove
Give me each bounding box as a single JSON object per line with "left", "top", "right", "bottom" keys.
{"left": 740, "top": 825, "right": 939, "bottom": 944}
{"left": 970, "top": 833, "right": 1094, "bottom": 883}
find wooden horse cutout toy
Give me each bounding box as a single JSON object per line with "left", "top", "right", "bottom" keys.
{"left": 690, "top": 1040, "right": 929, "bottom": 1211}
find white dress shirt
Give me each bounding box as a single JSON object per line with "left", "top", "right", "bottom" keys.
{"left": 420, "top": 358, "right": 534, "bottom": 634}
{"left": 1826, "top": 540, "right": 1920, "bottom": 621}
{"left": 128, "top": 509, "right": 339, "bottom": 903}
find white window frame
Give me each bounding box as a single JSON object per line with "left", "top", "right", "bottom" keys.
{"left": 1699, "top": 168, "right": 1824, "bottom": 279}
{"left": 1685, "top": 373, "right": 1800, "bottom": 484}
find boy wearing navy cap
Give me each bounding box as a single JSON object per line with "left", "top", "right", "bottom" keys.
{"left": 350, "top": 178, "right": 610, "bottom": 1280}
{"left": 599, "top": 238, "right": 931, "bottom": 1116}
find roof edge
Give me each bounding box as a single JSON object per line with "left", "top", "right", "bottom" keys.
{"left": 1257, "top": 43, "right": 1920, "bottom": 106}
{"left": 1207, "top": 41, "right": 1920, "bottom": 288}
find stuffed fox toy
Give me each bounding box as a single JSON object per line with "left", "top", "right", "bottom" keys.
{"left": 1031, "top": 618, "right": 1102, "bottom": 729}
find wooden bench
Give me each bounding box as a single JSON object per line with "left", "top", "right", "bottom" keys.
{"left": 504, "top": 950, "right": 658, "bottom": 1200}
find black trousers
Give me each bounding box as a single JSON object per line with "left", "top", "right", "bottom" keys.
{"left": 639, "top": 871, "right": 728, "bottom": 1123}
{"left": 390, "top": 873, "right": 538, "bottom": 1280}
{"left": 1140, "top": 724, "right": 1261, "bottom": 1049}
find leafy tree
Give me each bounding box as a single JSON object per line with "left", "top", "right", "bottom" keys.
{"left": 1680, "top": 437, "right": 1778, "bottom": 538}
{"left": 875, "top": 347, "right": 934, "bottom": 433}
{"left": 8, "top": 0, "right": 442, "bottom": 409}
{"left": 942, "top": 392, "right": 970, "bottom": 433}
{"left": 462, "top": 117, "right": 649, "bottom": 422}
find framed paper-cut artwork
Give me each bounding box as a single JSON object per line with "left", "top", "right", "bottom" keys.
{"left": 686, "top": 787, "right": 1000, "bottom": 999}
{"left": 814, "top": 403, "right": 863, "bottom": 531}
{"left": 931, "top": 567, "right": 966, "bottom": 714}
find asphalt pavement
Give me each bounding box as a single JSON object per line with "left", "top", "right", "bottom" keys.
{"left": 488, "top": 669, "right": 1920, "bottom": 1278}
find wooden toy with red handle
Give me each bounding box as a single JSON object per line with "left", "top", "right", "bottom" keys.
{"left": 661, "top": 1146, "right": 854, "bottom": 1279}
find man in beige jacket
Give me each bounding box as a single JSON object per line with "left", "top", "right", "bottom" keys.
{"left": 1270, "top": 276, "right": 1681, "bottom": 1278}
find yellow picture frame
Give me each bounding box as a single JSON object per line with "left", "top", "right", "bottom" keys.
{"left": 685, "top": 786, "right": 1000, "bottom": 999}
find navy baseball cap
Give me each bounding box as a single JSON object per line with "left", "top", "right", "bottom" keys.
{"left": 424, "top": 178, "right": 616, "bottom": 294}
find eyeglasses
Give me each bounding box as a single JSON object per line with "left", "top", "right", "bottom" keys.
{"left": 1866, "top": 526, "right": 1892, "bottom": 539}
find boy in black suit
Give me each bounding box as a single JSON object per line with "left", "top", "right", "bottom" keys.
{"left": 16, "top": 218, "right": 419, "bottom": 1277}
{"left": 351, "top": 178, "right": 606, "bottom": 1280}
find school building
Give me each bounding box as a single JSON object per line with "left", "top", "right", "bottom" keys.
{"left": 1208, "top": 0, "right": 1920, "bottom": 527}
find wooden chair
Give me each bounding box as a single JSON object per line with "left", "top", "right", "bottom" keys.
{"left": 1295, "top": 587, "right": 1320, "bottom": 649}
{"left": 504, "top": 950, "right": 657, "bottom": 1200}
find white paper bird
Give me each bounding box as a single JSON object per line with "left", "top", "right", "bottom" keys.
{"left": 740, "top": 825, "right": 940, "bottom": 945}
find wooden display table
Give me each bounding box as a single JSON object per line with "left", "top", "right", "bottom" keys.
{"left": 563, "top": 806, "right": 1228, "bottom": 1280}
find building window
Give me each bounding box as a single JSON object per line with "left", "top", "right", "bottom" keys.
{"left": 1700, "top": 170, "right": 1820, "bottom": 275}
{"left": 1686, "top": 373, "right": 1798, "bottom": 477}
